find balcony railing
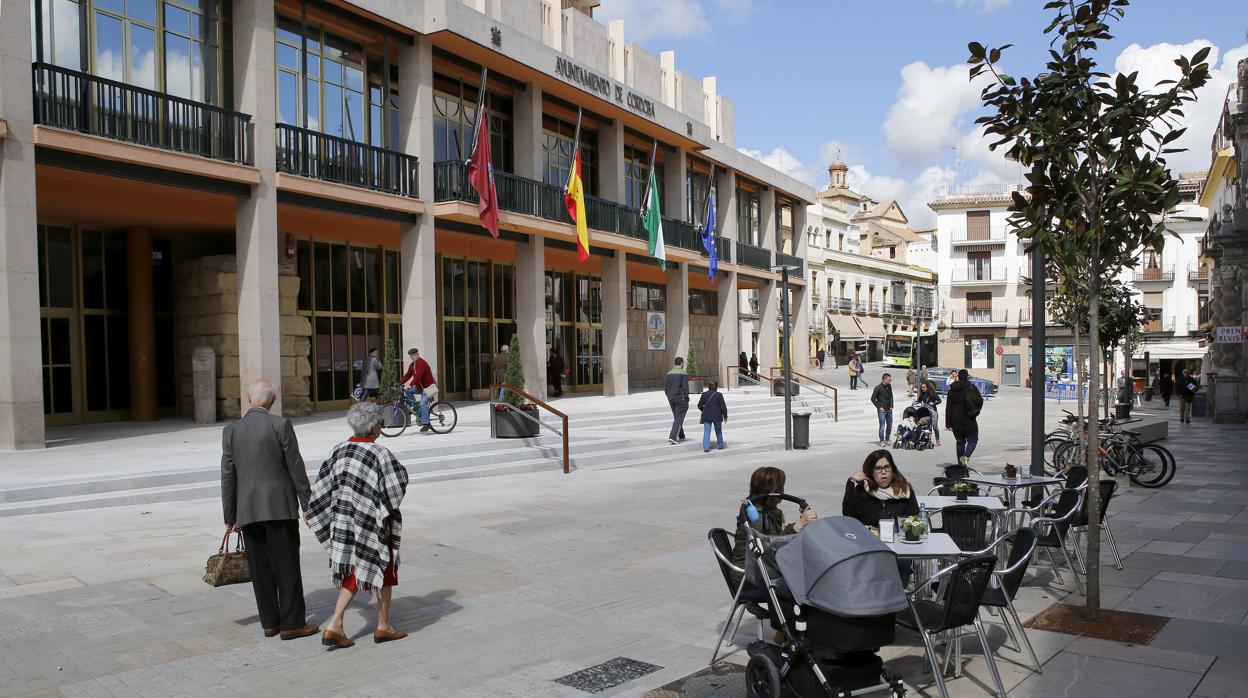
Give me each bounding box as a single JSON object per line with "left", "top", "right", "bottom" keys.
{"left": 1188, "top": 265, "right": 1209, "bottom": 282}
{"left": 433, "top": 161, "right": 721, "bottom": 257}
{"left": 1199, "top": 302, "right": 1213, "bottom": 326}
{"left": 736, "top": 241, "right": 772, "bottom": 270}
{"left": 775, "top": 252, "right": 804, "bottom": 277}
{"left": 276, "top": 124, "right": 417, "bottom": 197}
{"left": 1143, "top": 315, "right": 1176, "bottom": 333}
{"left": 829, "top": 297, "right": 854, "bottom": 312}
{"left": 1018, "top": 308, "right": 1058, "bottom": 325}
{"left": 952, "top": 308, "right": 1009, "bottom": 325}
{"left": 32, "top": 62, "right": 253, "bottom": 164}
{"left": 883, "top": 303, "right": 908, "bottom": 316}
{"left": 950, "top": 265, "right": 1009, "bottom": 283}
{"left": 1133, "top": 266, "right": 1175, "bottom": 283}
{"left": 949, "top": 226, "right": 1008, "bottom": 244}
{"left": 915, "top": 306, "right": 936, "bottom": 319}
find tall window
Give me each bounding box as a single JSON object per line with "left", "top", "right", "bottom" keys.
{"left": 542, "top": 115, "right": 598, "bottom": 196}
{"left": 737, "top": 187, "right": 759, "bottom": 245}
{"left": 630, "top": 281, "right": 666, "bottom": 310}
{"left": 686, "top": 166, "right": 716, "bottom": 225}
{"left": 623, "top": 145, "right": 649, "bottom": 209}
{"left": 433, "top": 74, "right": 513, "bottom": 169}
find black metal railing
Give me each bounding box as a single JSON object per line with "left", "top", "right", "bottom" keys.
{"left": 952, "top": 308, "right": 1009, "bottom": 325}
{"left": 276, "top": 124, "right": 417, "bottom": 197}
{"left": 775, "top": 252, "right": 804, "bottom": 277}
{"left": 736, "top": 240, "right": 772, "bottom": 270}
{"left": 829, "top": 297, "right": 854, "bottom": 312}
{"left": 32, "top": 62, "right": 253, "bottom": 164}
{"left": 663, "top": 216, "right": 702, "bottom": 252}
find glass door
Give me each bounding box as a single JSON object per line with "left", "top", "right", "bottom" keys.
{"left": 437, "top": 256, "right": 516, "bottom": 400}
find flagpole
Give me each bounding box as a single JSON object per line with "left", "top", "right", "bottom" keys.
{"left": 703, "top": 162, "right": 717, "bottom": 233}
{"left": 570, "top": 108, "right": 583, "bottom": 163}
{"left": 466, "top": 66, "right": 489, "bottom": 164}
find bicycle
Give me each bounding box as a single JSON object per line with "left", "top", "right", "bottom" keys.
{"left": 1052, "top": 430, "right": 1175, "bottom": 488}
{"left": 379, "top": 386, "right": 458, "bottom": 437}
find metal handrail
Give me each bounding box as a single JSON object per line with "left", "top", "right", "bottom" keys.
{"left": 725, "top": 365, "right": 763, "bottom": 389}
{"left": 488, "top": 383, "right": 569, "bottom": 474}
{"left": 767, "top": 367, "right": 839, "bottom": 422}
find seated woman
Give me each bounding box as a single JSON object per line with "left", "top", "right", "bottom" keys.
{"left": 843, "top": 450, "right": 919, "bottom": 583}
{"left": 729, "top": 466, "right": 817, "bottom": 587}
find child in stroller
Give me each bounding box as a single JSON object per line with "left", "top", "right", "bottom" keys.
{"left": 732, "top": 493, "right": 907, "bottom": 698}
{"left": 893, "top": 403, "right": 935, "bottom": 450}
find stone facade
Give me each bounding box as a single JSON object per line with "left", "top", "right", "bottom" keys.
{"left": 174, "top": 255, "right": 312, "bottom": 420}
{"left": 627, "top": 309, "right": 720, "bottom": 390}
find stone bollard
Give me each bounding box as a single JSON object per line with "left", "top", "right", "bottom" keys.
{"left": 192, "top": 346, "right": 217, "bottom": 424}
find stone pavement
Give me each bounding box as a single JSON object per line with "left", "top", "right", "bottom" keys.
{"left": 0, "top": 377, "right": 1242, "bottom": 697}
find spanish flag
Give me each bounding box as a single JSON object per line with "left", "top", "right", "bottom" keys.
{"left": 564, "top": 149, "right": 589, "bottom": 262}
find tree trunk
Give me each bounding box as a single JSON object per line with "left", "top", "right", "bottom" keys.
{"left": 1085, "top": 272, "right": 1103, "bottom": 616}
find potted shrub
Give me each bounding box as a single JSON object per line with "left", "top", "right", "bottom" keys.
{"left": 686, "top": 345, "right": 705, "bottom": 395}
{"left": 492, "top": 335, "right": 541, "bottom": 439}
{"left": 952, "top": 481, "right": 976, "bottom": 502}
{"left": 900, "top": 515, "right": 927, "bottom": 542}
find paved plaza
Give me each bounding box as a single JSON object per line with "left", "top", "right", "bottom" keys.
{"left": 0, "top": 370, "right": 1244, "bottom": 697}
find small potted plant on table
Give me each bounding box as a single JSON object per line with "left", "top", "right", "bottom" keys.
{"left": 901, "top": 515, "right": 927, "bottom": 542}
{"left": 492, "top": 335, "right": 541, "bottom": 439}
{"left": 952, "top": 481, "right": 976, "bottom": 502}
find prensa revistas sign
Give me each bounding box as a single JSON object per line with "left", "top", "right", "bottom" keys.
{"left": 555, "top": 57, "right": 657, "bottom": 119}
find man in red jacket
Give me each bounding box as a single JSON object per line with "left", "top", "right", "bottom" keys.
{"left": 400, "top": 348, "right": 437, "bottom": 432}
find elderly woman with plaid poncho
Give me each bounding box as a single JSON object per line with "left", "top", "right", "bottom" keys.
{"left": 307, "top": 402, "right": 410, "bottom": 649}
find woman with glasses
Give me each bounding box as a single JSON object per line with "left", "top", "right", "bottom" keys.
{"left": 841, "top": 449, "right": 919, "bottom": 529}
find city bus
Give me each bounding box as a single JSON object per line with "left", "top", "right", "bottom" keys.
{"left": 883, "top": 330, "right": 938, "bottom": 368}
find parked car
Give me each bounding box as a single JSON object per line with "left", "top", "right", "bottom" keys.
{"left": 925, "top": 367, "right": 999, "bottom": 395}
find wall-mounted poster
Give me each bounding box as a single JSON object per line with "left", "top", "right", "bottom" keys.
{"left": 970, "top": 338, "right": 988, "bottom": 369}
{"left": 647, "top": 311, "right": 666, "bottom": 350}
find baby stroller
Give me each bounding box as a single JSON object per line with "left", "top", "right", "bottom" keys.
{"left": 737, "top": 494, "right": 907, "bottom": 697}
{"left": 893, "top": 403, "right": 935, "bottom": 451}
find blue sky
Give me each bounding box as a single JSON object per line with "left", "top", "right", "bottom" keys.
{"left": 597, "top": 0, "right": 1248, "bottom": 225}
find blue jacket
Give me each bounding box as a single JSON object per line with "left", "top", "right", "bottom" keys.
{"left": 664, "top": 368, "right": 689, "bottom": 404}
{"left": 697, "top": 390, "right": 727, "bottom": 423}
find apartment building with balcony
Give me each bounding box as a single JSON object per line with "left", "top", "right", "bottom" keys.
{"left": 0, "top": 0, "right": 815, "bottom": 448}
{"left": 803, "top": 160, "right": 936, "bottom": 364}
{"left": 928, "top": 184, "right": 1063, "bottom": 386}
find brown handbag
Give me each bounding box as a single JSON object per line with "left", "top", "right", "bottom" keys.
{"left": 203, "top": 528, "right": 251, "bottom": 587}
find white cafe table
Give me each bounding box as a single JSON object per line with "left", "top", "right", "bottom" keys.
{"left": 886, "top": 532, "right": 963, "bottom": 558}
{"left": 917, "top": 495, "right": 1005, "bottom": 512}
{"left": 965, "top": 472, "right": 1064, "bottom": 509}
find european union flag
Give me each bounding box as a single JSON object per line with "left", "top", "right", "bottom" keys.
{"left": 701, "top": 191, "right": 718, "bottom": 282}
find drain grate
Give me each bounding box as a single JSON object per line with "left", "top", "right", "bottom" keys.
{"left": 554, "top": 657, "right": 664, "bottom": 694}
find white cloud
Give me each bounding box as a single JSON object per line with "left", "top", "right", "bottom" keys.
{"left": 881, "top": 61, "right": 995, "bottom": 168}
{"left": 595, "top": 0, "right": 754, "bottom": 43}
{"left": 738, "top": 139, "right": 861, "bottom": 189}
{"left": 1113, "top": 40, "right": 1248, "bottom": 173}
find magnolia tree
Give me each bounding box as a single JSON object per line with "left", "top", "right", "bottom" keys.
{"left": 968, "top": 0, "right": 1210, "bottom": 615}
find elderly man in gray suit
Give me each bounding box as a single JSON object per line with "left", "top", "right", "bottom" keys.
{"left": 221, "top": 379, "right": 318, "bottom": 640}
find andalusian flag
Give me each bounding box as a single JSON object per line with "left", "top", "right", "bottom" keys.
{"left": 563, "top": 109, "right": 589, "bottom": 262}
{"left": 640, "top": 143, "right": 666, "bottom": 269}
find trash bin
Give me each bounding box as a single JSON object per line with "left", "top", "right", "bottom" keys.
{"left": 1192, "top": 392, "right": 1207, "bottom": 418}
{"left": 1115, "top": 401, "right": 1132, "bottom": 419}
{"left": 793, "top": 412, "right": 812, "bottom": 449}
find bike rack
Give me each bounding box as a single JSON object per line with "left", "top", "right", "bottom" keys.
{"left": 488, "top": 383, "right": 570, "bottom": 474}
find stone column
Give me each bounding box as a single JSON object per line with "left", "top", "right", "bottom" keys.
{"left": 513, "top": 83, "right": 544, "bottom": 180}
{"left": 663, "top": 147, "right": 686, "bottom": 222}
{"left": 759, "top": 187, "right": 776, "bottom": 251}
{"left": 399, "top": 36, "right": 438, "bottom": 371}
{"left": 758, "top": 280, "right": 779, "bottom": 375}
{"left": 791, "top": 282, "right": 811, "bottom": 370}
{"left": 127, "top": 227, "right": 157, "bottom": 421}
{"left": 716, "top": 168, "right": 737, "bottom": 243}
{"left": 792, "top": 203, "right": 809, "bottom": 258}
{"left": 600, "top": 252, "right": 628, "bottom": 395}
{"left": 717, "top": 270, "right": 739, "bottom": 386}
{"left": 233, "top": 0, "right": 282, "bottom": 413}
{"left": 515, "top": 236, "right": 547, "bottom": 399}
{"left": 598, "top": 118, "right": 625, "bottom": 203}
{"left": 666, "top": 263, "right": 690, "bottom": 369}
{"left": 0, "top": 0, "right": 43, "bottom": 448}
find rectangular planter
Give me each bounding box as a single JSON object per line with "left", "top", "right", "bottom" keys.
{"left": 492, "top": 408, "right": 541, "bottom": 439}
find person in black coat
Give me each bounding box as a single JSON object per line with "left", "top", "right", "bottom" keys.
{"left": 842, "top": 449, "right": 919, "bottom": 528}
{"left": 944, "top": 369, "right": 984, "bottom": 466}
{"left": 1159, "top": 371, "right": 1174, "bottom": 407}
{"left": 697, "top": 379, "right": 728, "bottom": 452}
{"left": 547, "top": 349, "right": 565, "bottom": 397}
{"left": 749, "top": 352, "right": 759, "bottom": 377}
{"left": 870, "top": 373, "right": 894, "bottom": 446}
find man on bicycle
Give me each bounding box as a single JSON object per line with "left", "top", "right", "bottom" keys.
{"left": 400, "top": 348, "right": 437, "bottom": 433}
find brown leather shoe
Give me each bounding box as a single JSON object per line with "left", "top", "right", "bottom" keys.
{"left": 321, "top": 629, "right": 355, "bottom": 649}
{"left": 279, "top": 624, "right": 319, "bottom": 641}
{"left": 373, "top": 628, "right": 408, "bottom": 643}
{"left": 263, "top": 627, "right": 279, "bottom": 638}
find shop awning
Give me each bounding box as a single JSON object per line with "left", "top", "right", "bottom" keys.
{"left": 1136, "top": 342, "right": 1205, "bottom": 360}
{"left": 827, "top": 313, "right": 864, "bottom": 340}
{"left": 858, "top": 316, "right": 887, "bottom": 340}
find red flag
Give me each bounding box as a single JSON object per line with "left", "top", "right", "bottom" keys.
{"left": 467, "top": 111, "right": 500, "bottom": 238}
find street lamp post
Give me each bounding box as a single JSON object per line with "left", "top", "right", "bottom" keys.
{"left": 773, "top": 264, "right": 800, "bottom": 450}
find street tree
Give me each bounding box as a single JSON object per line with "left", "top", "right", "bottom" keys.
{"left": 968, "top": 0, "right": 1210, "bottom": 615}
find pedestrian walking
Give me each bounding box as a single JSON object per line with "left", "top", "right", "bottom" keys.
{"left": 916, "top": 380, "right": 943, "bottom": 447}
{"left": 665, "top": 357, "right": 689, "bottom": 444}
{"left": 905, "top": 367, "right": 915, "bottom": 396}
{"left": 871, "top": 373, "right": 894, "bottom": 446}
{"left": 1177, "top": 368, "right": 1199, "bottom": 423}
{"left": 945, "top": 369, "right": 957, "bottom": 392}
{"left": 220, "top": 378, "right": 318, "bottom": 642}
{"left": 738, "top": 351, "right": 749, "bottom": 375}
{"left": 492, "top": 344, "right": 509, "bottom": 401}
{"left": 945, "top": 369, "right": 984, "bottom": 466}
{"left": 749, "top": 352, "right": 759, "bottom": 378}
{"left": 856, "top": 355, "right": 869, "bottom": 387}
{"left": 548, "top": 348, "right": 565, "bottom": 397}
{"left": 697, "top": 379, "right": 728, "bottom": 452}
{"left": 816, "top": 347, "right": 826, "bottom": 369}
{"left": 918, "top": 364, "right": 929, "bottom": 387}
{"left": 360, "top": 347, "right": 383, "bottom": 400}
{"left": 1159, "top": 371, "right": 1174, "bottom": 407}
{"left": 307, "top": 402, "right": 410, "bottom": 649}
{"left": 848, "top": 354, "right": 861, "bottom": 390}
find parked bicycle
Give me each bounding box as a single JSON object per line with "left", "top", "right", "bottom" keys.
{"left": 1051, "top": 429, "right": 1175, "bottom": 488}
{"left": 379, "top": 385, "right": 458, "bottom": 437}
